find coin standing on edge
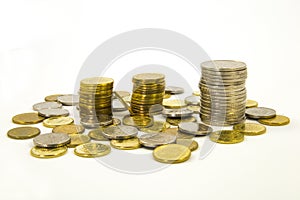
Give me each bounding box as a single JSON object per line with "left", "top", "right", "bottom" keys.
{"left": 7, "top": 127, "right": 40, "bottom": 139}
{"left": 153, "top": 144, "right": 191, "bottom": 164}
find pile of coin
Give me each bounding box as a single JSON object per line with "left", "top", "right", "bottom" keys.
{"left": 79, "top": 77, "right": 114, "bottom": 128}
{"left": 130, "top": 73, "right": 165, "bottom": 116}
{"left": 199, "top": 60, "right": 247, "bottom": 126}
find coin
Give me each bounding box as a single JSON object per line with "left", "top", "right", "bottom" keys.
{"left": 30, "top": 146, "right": 68, "bottom": 159}
{"left": 165, "top": 86, "right": 184, "bottom": 94}
{"left": 122, "top": 115, "right": 154, "bottom": 128}
{"left": 44, "top": 94, "right": 64, "bottom": 102}
{"left": 110, "top": 137, "right": 141, "bottom": 150}
{"left": 139, "top": 133, "right": 176, "bottom": 148}
{"left": 163, "top": 99, "right": 186, "bottom": 109}
{"left": 114, "top": 91, "right": 130, "bottom": 98}
{"left": 192, "top": 91, "right": 201, "bottom": 96}
{"left": 140, "top": 121, "right": 170, "bottom": 133}
{"left": 74, "top": 143, "right": 111, "bottom": 158}
{"left": 163, "top": 93, "right": 171, "bottom": 99}
{"left": 233, "top": 123, "right": 267, "bottom": 136}
{"left": 102, "top": 125, "right": 138, "bottom": 139}
{"left": 246, "top": 100, "right": 258, "bottom": 108}
{"left": 209, "top": 130, "right": 244, "bottom": 144}
{"left": 162, "top": 128, "right": 194, "bottom": 139}
{"left": 52, "top": 124, "right": 85, "bottom": 134}
{"left": 166, "top": 116, "right": 197, "bottom": 126}
{"left": 201, "top": 60, "right": 247, "bottom": 72}
{"left": 184, "top": 95, "right": 200, "bottom": 105}
{"left": 81, "top": 77, "right": 114, "bottom": 86}
{"left": 187, "top": 105, "right": 201, "bottom": 114}
{"left": 178, "top": 122, "right": 213, "bottom": 136}
{"left": 88, "top": 128, "right": 109, "bottom": 141}
{"left": 112, "top": 98, "right": 127, "bottom": 112}
{"left": 162, "top": 108, "right": 193, "bottom": 118}
{"left": 32, "top": 102, "right": 62, "bottom": 111}
{"left": 176, "top": 139, "right": 198, "bottom": 151}
{"left": 57, "top": 94, "right": 79, "bottom": 106}
{"left": 245, "top": 107, "right": 276, "bottom": 119}
{"left": 133, "top": 73, "right": 165, "bottom": 83}
{"left": 67, "top": 134, "right": 91, "bottom": 148}
{"left": 12, "top": 112, "right": 45, "bottom": 125}
{"left": 43, "top": 117, "right": 74, "bottom": 128}
{"left": 7, "top": 127, "right": 40, "bottom": 139}
{"left": 38, "top": 108, "right": 69, "bottom": 118}
{"left": 153, "top": 144, "right": 191, "bottom": 164}
{"left": 33, "top": 133, "right": 71, "bottom": 148}
{"left": 258, "top": 115, "right": 290, "bottom": 126}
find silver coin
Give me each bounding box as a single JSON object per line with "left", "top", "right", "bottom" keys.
{"left": 178, "top": 122, "right": 213, "bottom": 136}
{"left": 57, "top": 94, "right": 79, "bottom": 106}
{"left": 33, "top": 102, "right": 62, "bottom": 111}
{"left": 201, "top": 60, "right": 247, "bottom": 72}
{"left": 139, "top": 133, "right": 176, "bottom": 148}
{"left": 102, "top": 125, "right": 138, "bottom": 139}
{"left": 165, "top": 86, "right": 184, "bottom": 94}
{"left": 162, "top": 108, "right": 193, "bottom": 118}
{"left": 112, "top": 99, "right": 127, "bottom": 112}
{"left": 184, "top": 95, "right": 200, "bottom": 106}
{"left": 245, "top": 107, "right": 276, "bottom": 119}
{"left": 38, "top": 108, "right": 69, "bottom": 118}
{"left": 33, "top": 133, "right": 71, "bottom": 148}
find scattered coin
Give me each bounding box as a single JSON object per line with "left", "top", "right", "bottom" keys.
{"left": 43, "top": 116, "right": 74, "bottom": 128}
{"left": 102, "top": 125, "right": 138, "bottom": 139}
{"left": 30, "top": 146, "right": 68, "bottom": 159}
{"left": 233, "top": 123, "right": 266, "bottom": 136}
{"left": 12, "top": 112, "right": 45, "bottom": 125}
{"left": 140, "top": 121, "right": 170, "bottom": 133}
{"left": 165, "top": 86, "right": 184, "bottom": 94}
{"left": 44, "top": 94, "right": 64, "bottom": 102}
{"left": 163, "top": 93, "right": 171, "bottom": 99}
{"left": 74, "top": 143, "right": 111, "bottom": 158}
{"left": 163, "top": 99, "right": 186, "bottom": 109}
{"left": 67, "top": 134, "right": 91, "bottom": 148}
{"left": 176, "top": 139, "right": 198, "bottom": 151}
{"left": 57, "top": 94, "right": 79, "bottom": 106}
{"left": 32, "top": 102, "right": 62, "bottom": 111}
{"left": 246, "top": 100, "right": 258, "bottom": 108}
{"left": 88, "top": 128, "right": 109, "bottom": 141}
{"left": 209, "top": 130, "right": 244, "bottom": 144}
{"left": 33, "top": 133, "right": 71, "bottom": 148}
{"left": 184, "top": 95, "right": 200, "bottom": 106}
{"left": 166, "top": 116, "right": 197, "bottom": 126}
{"left": 110, "top": 137, "right": 141, "bottom": 150}
{"left": 258, "top": 115, "right": 290, "bottom": 126}
{"left": 178, "top": 122, "right": 213, "bottom": 136}
{"left": 153, "top": 144, "right": 191, "bottom": 164}
{"left": 139, "top": 133, "right": 176, "bottom": 148}
{"left": 187, "top": 105, "right": 201, "bottom": 114}
{"left": 162, "top": 128, "right": 194, "bottom": 139}
{"left": 38, "top": 108, "right": 69, "bottom": 118}
{"left": 245, "top": 107, "right": 276, "bottom": 119}
{"left": 122, "top": 115, "right": 154, "bottom": 128}
{"left": 52, "top": 124, "right": 85, "bottom": 134}
{"left": 162, "top": 108, "right": 193, "bottom": 118}
{"left": 7, "top": 127, "right": 40, "bottom": 139}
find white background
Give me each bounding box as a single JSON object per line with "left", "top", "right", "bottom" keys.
{"left": 0, "top": 0, "right": 300, "bottom": 199}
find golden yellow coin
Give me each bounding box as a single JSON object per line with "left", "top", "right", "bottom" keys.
{"left": 176, "top": 139, "right": 198, "bottom": 151}
{"left": 163, "top": 128, "right": 194, "bottom": 139}
{"left": 30, "top": 146, "right": 67, "bottom": 159}
{"left": 88, "top": 128, "right": 109, "bottom": 141}
{"left": 52, "top": 124, "right": 85, "bottom": 134}
{"left": 122, "top": 115, "right": 153, "bottom": 128}
{"left": 43, "top": 117, "right": 74, "bottom": 128}
{"left": 110, "top": 138, "right": 141, "bottom": 150}
{"left": 246, "top": 100, "right": 258, "bottom": 108}
{"left": 7, "top": 127, "right": 40, "bottom": 139}
{"left": 258, "top": 115, "right": 290, "bottom": 126}
{"left": 80, "top": 77, "right": 114, "bottom": 86}
{"left": 192, "top": 91, "right": 201, "bottom": 96}
{"left": 74, "top": 143, "right": 111, "bottom": 158}
{"left": 44, "top": 94, "right": 63, "bottom": 102}
{"left": 163, "top": 93, "right": 171, "bottom": 99}
{"left": 153, "top": 144, "right": 191, "bottom": 164}
{"left": 12, "top": 112, "right": 45, "bottom": 125}
{"left": 140, "top": 121, "right": 170, "bottom": 133}
{"left": 67, "top": 134, "right": 91, "bottom": 148}
{"left": 163, "top": 99, "right": 186, "bottom": 109}
{"left": 209, "top": 130, "right": 244, "bottom": 144}
{"left": 233, "top": 123, "right": 266, "bottom": 136}
{"left": 166, "top": 116, "right": 197, "bottom": 126}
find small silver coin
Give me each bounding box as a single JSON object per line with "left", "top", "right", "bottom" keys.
{"left": 245, "top": 107, "right": 276, "bottom": 119}
{"left": 165, "top": 86, "right": 184, "bottom": 94}
{"left": 162, "top": 108, "right": 193, "bottom": 118}
{"left": 184, "top": 95, "right": 200, "bottom": 106}
{"left": 139, "top": 133, "right": 176, "bottom": 148}
{"left": 102, "top": 125, "right": 138, "bottom": 140}
{"left": 38, "top": 108, "right": 69, "bottom": 118}
{"left": 57, "top": 94, "right": 79, "bottom": 106}
{"left": 33, "top": 102, "right": 62, "bottom": 111}
{"left": 178, "top": 122, "right": 213, "bottom": 136}
{"left": 33, "top": 133, "right": 71, "bottom": 148}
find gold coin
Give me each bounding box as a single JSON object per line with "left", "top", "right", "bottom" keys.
{"left": 192, "top": 91, "right": 201, "bottom": 96}
{"left": 176, "top": 139, "right": 198, "bottom": 151}
{"left": 163, "top": 93, "right": 171, "bottom": 99}
{"left": 88, "top": 128, "right": 109, "bottom": 141}
{"left": 67, "top": 134, "right": 91, "bottom": 148}
{"left": 43, "top": 117, "right": 74, "bottom": 128}
{"left": 163, "top": 128, "right": 194, "bottom": 139}
{"left": 74, "top": 143, "right": 111, "bottom": 158}
{"left": 12, "top": 112, "right": 45, "bottom": 125}
{"left": 187, "top": 105, "right": 200, "bottom": 114}
{"left": 209, "top": 130, "right": 244, "bottom": 144}
{"left": 110, "top": 137, "right": 141, "bottom": 150}
{"left": 153, "top": 144, "right": 191, "bottom": 164}
{"left": 52, "top": 124, "right": 85, "bottom": 134}
{"left": 166, "top": 116, "right": 197, "bottom": 126}
{"left": 44, "top": 94, "right": 63, "bottom": 102}
{"left": 122, "top": 115, "right": 153, "bottom": 128}
{"left": 258, "top": 115, "right": 290, "bottom": 126}
{"left": 163, "top": 99, "right": 186, "bottom": 109}
{"left": 233, "top": 123, "right": 266, "bottom": 136}
{"left": 7, "top": 127, "right": 40, "bottom": 139}
{"left": 80, "top": 77, "right": 114, "bottom": 86}
{"left": 246, "top": 100, "right": 258, "bottom": 108}
{"left": 140, "top": 121, "right": 170, "bottom": 133}
{"left": 30, "top": 146, "right": 67, "bottom": 159}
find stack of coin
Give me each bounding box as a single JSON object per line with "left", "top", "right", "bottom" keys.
{"left": 79, "top": 77, "right": 114, "bottom": 128}
{"left": 199, "top": 60, "right": 247, "bottom": 126}
{"left": 130, "top": 73, "right": 165, "bottom": 116}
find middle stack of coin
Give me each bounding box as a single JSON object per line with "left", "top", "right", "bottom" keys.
{"left": 199, "top": 60, "right": 247, "bottom": 126}
{"left": 79, "top": 77, "right": 114, "bottom": 128}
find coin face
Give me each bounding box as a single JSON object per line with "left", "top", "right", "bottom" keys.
{"left": 245, "top": 107, "right": 276, "bottom": 119}
{"left": 153, "top": 144, "right": 191, "bottom": 164}
{"left": 38, "top": 108, "right": 69, "bottom": 118}
{"left": 233, "top": 123, "right": 266, "bottom": 136}
{"left": 114, "top": 91, "right": 130, "bottom": 98}
{"left": 32, "top": 102, "right": 62, "bottom": 111}
{"left": 140, "top": 121, "right": 170, "bottom": 133}
{"left": 102, "top": 125, "right": 138, "bottom": 139}
{"left": 12, "top": 112, "right": 45, "bottom": 125}
{"left": 178, "top": 122, "right": 213, "bottom": 136}
{"left": 162, "top": 108, "right": 193, "bottom": 118}
{"left": 184, "top": 95, "right": 200, "bottom": 106}
{"left": 209, "top": 130, "right": 244, "bottom": 144}
{"left": 67, "top": 134, "right": 91, "bottom": 148}
{"left": 258, "top": 115, "right": 290, "bottom": 126}
{"left": 44, "top": 94, "right": 64, "bottom": 102}
{"left": 74, "top": 143, "right": 111, "bottom": 158}
{"left": 163, "top": 99, "right": 187, "bottom": 109}
{"left": 33, "top": 133, "right": 71, "bottom": 148}
{"left": 176, "top": 139, "right": 198, "bottom": 151}
{"left": 165, "top": 86, "right": 184, "bottom": 94}
{"left": 110, "top": 138, "right": 141, "bottom": 150}
{"left": 139, "top": 133, "right": 176, "bottom": 148}
{"left": 52, "top": 124, "right": 85, "bottom": 134}
{"left": 43, "top": 117, "right": 74, "bottom": 128}
{"left": 88, "top": 128, "right": 109, "bottom": 141}
{"left": 57, "top": 94, "right": 79, "bottom": 106}
{"left": 7, "top": 127, "right": 40, "bottom": 139}
{"left": 246, "top": 100, "right": 258, "bottom": 108}
{"left": 30, "top": 146, "right": 68, "bottom": 159}
{"left": 80, "top": 77, "right": 114, "bottom": 86}
{"left": 122, "top": 115, "right": 154, "bottom": 128}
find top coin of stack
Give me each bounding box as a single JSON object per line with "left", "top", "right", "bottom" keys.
{"left": 199, "top": 60, "right": 247, "bottom": 126}
{"left": 130, "top": 73, "right": 165, "bottom": 116}
{"left": 79, "top": 77, "right": 114, "bottom": 128}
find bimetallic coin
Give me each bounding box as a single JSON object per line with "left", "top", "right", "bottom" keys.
{"left": 38, "top": 108, "right": 69, "bottom": 118}
{"left": 110, "top": 138, "right": 141, "bottom": 150}
{"left": 43, "top": 117, "right": 74, "bottom": 128}
{"left": 88, "top": 128, "right": 109, "bottom": 141}
{"left": 176, "top": 139, "right": 199, "bottom": 151}
{"left": 233, "top": 123, "right": 266, "bottom": 136}
{"left": 166, "top": 116, "right": 197, "bottom": 126}
{"left": 246, "top": 100, "right": 258, "bottom": 108}
{"left": 245, "top": 107, "right": 276, "bottom": 119}
{"left": 163, "top": 99, "right": 186, "bottom": 109}
{"left": 178, "top": 122, "right": 213, "bottom": 136}
{"left": 162, "top": 108, "right": 193, "bottom": 118}
{"left": 30, "top": 146, "right": 67, "bottom": 159}
{"left": 184, "top": 95, "right": 200, "bottom": 106}
{"left": 153, "top": 144, "right": 191, "bottom": 164}
{"left": 139, "top": 133, "right": 176, "bottom": 148}
{"left": 140, "top": 121, "right": 170, "bottom": 133}
{"left": 33, "top": 133, "right": 71, "bottom": 148}
{"left": 7, "top": 127, "right": 40, "bottom": 139}
{"left": 165, "top": 86, "right": 184, "bottom": 94}
{"left": 44, "top": 94, "right": 64, "bottom": 102}
{"left": 74, "top": 143, "right": 111, "bottom": 158}
{"left": 52, "top": 124, "right": 85, "bottom": 134}
{"left": 258, "top": 115, "right": 290, "bottom": 126}
{"left": 57, "top": 94, "right": 79, "bottom": 106}
{"left": 68, "top": 134, "right": 91, "bottom": 148}
{"left": 33, "top": 102, "right": 62, "bottom": 111}
{"left": 12, "top": 112, "right": 45, "bottom": 125}
{"left": 209, "top": 130, "right": 244, "bottom": 144}
{"left": 102, "top": 125, "right": 138, "bottom": 139}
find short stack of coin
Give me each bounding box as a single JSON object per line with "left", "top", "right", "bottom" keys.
{"left": 130, "top": 73, "right": 165, "bottom": 116}
{"left": 79, "top": 77, "right": 114, "bottom": 128}
{"left": 199, "top": 60, "right": 247, "bottom": 126}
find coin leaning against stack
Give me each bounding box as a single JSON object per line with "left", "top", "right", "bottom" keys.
{"left": 79, "top": 77, "right": 114, "bottom": 128}
{"left": 199, "top": 60, "right": 247, "bottom": 126}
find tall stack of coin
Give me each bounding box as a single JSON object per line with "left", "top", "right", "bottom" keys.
{"left": 199, "top": 60, "right": 247, "bottom": 126}
{"left": 79, "top": 77, "right": 114, "bottom": 128}
{"left": 130, "top": 73, "right": 165, "bottom": 116}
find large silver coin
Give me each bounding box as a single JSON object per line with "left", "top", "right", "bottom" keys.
{"left": 165, "top": 86, "right": 184, "bottom": 94}
{"left": 139, "top": 133, "right": 176, "bottom": 148}
{"left": 33, "top": 102, "right": 62, "bottom": 111}
{"left": 245, "top": 107, "right": 276, "bottom": 119}
{"left": 33, "top": 133, "right": 71, "bottom": 148}
{"left": 38, "top": 108, "right": 69, "bottom": 118}
{"left": 57, "top": 94, "right": 79, "bottom": 106}
{"left": 102, "top": 125, "right": 138, "bottom": 139}
{"left": 162, "top": 108, "right": 193, "bottom": 118}
{"left": 184, "top": 95, "right": 200, "bottom": 106}
{"left": 178, "top": 122, "right": 213, "bottom": 136}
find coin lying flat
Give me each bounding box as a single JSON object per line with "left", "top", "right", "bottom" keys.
{"left": 44, "top": 94, "right": 64, "bottom": 102}
{"left": 163, "top": 99, "right": 187, "bottom": 109}
{"left": 7, "top": 127, "right": 40, "bottom": 139}
{"left": 165, "top": 86, "right": 184, "bottom": 94}
{"left": 102, "top": 125, "right": 138, "bottom": 140}
{"left": 74, "top": 143, "right": 111, "bottom": 158}
{"left": 139, "top": 133, "right": 176, "bottom": 148}
{"left": 12, "top": 112, "right": 45, "bottom": 125}
{"left": 246, "top": 100, "right": 258, "bottom": 108}
{"left": 187, "top": 105, "right": 200, "bottom": 114}
{"left": 192, "top": 91, "right": 201, "bottom": 96}
{"left": 178, "top": 122, "right": 213, "bottom": 136}
{"left": 30, "top": 146, "right": 68, "bottom": 159}
{"left": 32, "top": 102, "right": 62, "bottom": 111}
{"left": 43, "top": 117, "right": 74, "bottom": 128}
{"left": 57, "top": 94, "right": 79, "bottom": 106}
{"left": 163, "top": 93, "right": 171, "bottom": 99}
{"left": 38, "top": 108, "right": 69, "bottom": 118}
{"left": 140, "top": 121, "right": 170, "bottom": 133}
{"left": 162, "top": 108, "right": 193, "bottom": 118}
{"left": 153, "top": 144, "right": 191, "bottom": 164}
{"left": 122, "top": 115, "right": 153, "bottom": 128}
{"left": 176, "top": 139, "right": 198, "bottom": 151}
{"left": 52, "top": 124, "right": 85, "bottom": 134}
{"left": 67, "top": 134, "right": 91, "bottom": 148}
{"left": 233, "top": 123, "right": 266, "bottom": 136}
{"left": 245, "top": 107, "right": 276, "bottom": 119}
{"left": 88, "top": 129, "right": 109, "bottom": 141}
{"left": 110, "top": 138, "right": 141, "bottom": 150}
{"left": 258, "top": 115, "right": 290, "bottom": 126}
{"left": 166, "top": 116, "right": 197, "bottom": 126}
{"left": 33, "top": 133, "right": 71, "bottom": 148}
{"left": 184, "top": 95, "right": 200, "bottom": 106}
{"left": 209, "top": 130, "right": 244, "bottom": 144}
